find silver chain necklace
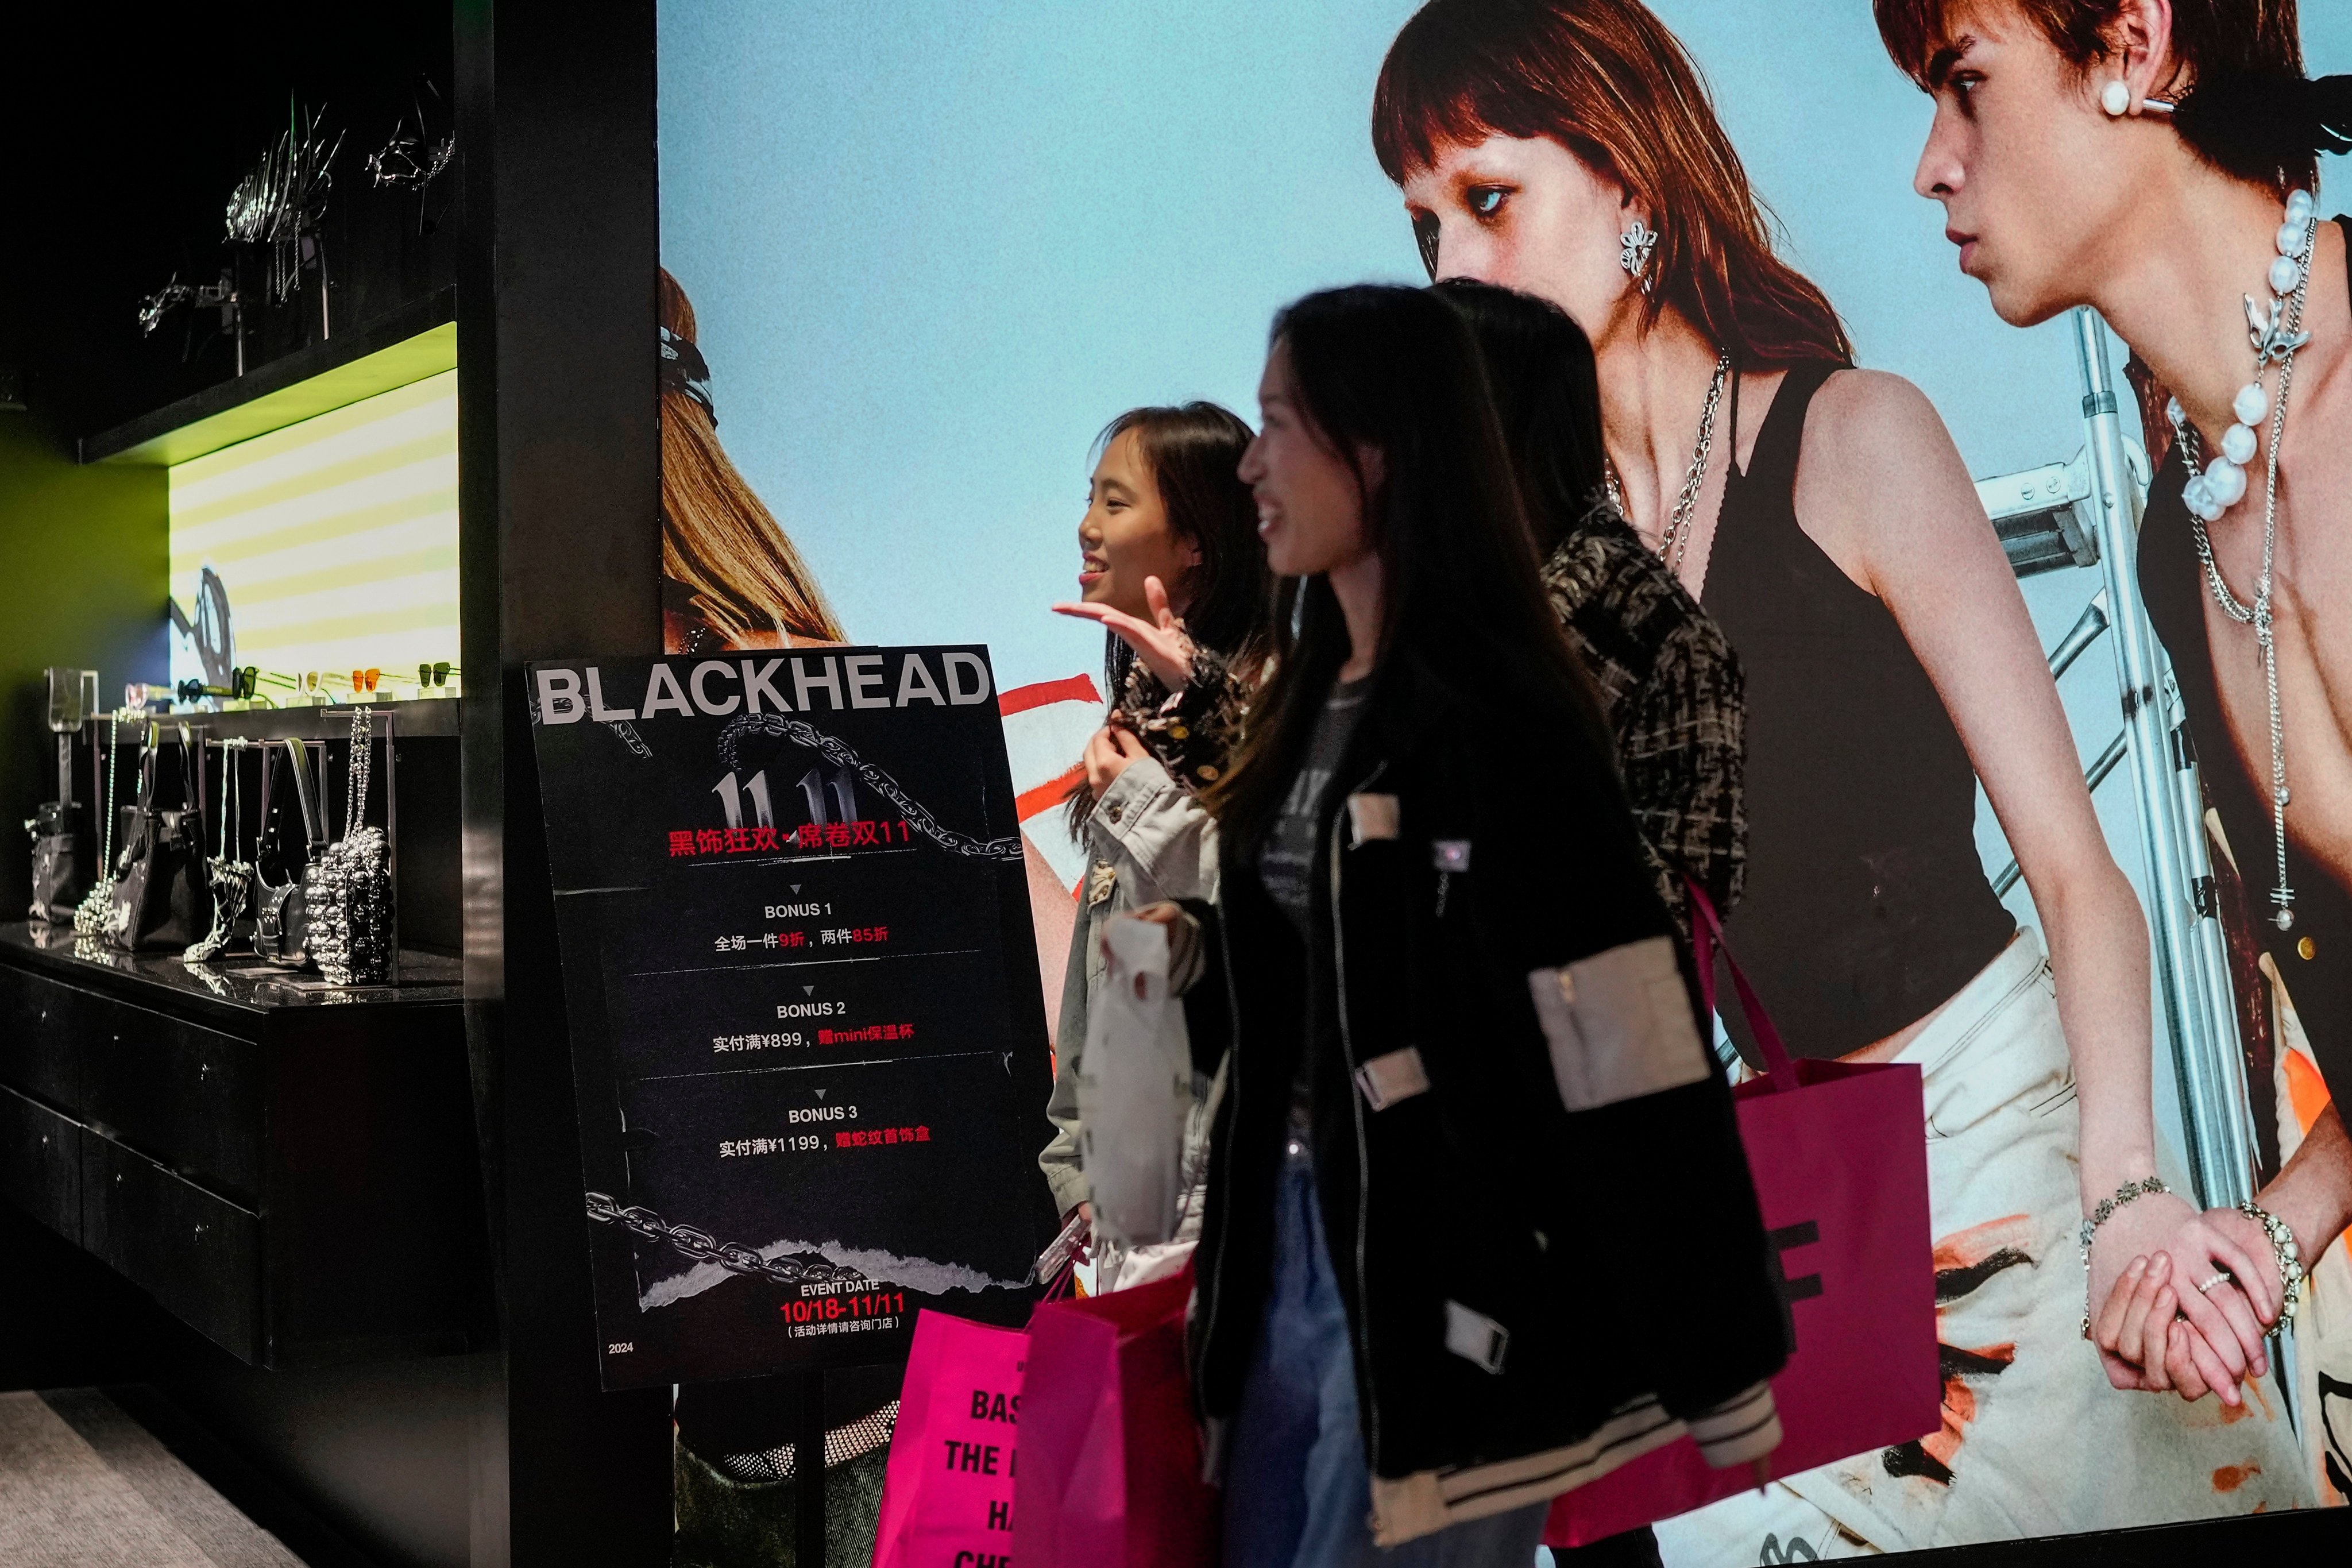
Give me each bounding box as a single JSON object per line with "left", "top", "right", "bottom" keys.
{"left": 1606, "top": 349, "right": 1731, "bottom": 570}
{"left": 2170, "top": 191, "right": 2318, "bottom": 931}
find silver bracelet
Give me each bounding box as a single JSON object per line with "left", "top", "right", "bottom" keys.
{"left": 2238, "top": 1201, "right": 2307, "bottom": 1326}
{"left": 2077, "top": 1176, "right": 2169, "bottom": 1337}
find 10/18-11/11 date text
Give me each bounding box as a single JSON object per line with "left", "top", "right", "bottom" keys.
{"left": 781, "top": 1290, "right": 907, "bottom": 1324}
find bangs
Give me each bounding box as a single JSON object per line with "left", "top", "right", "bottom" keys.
{"left": 1873, "top": 0, "right": 1960, "bottom": 86}
{"left": 1371, "top": 10, "right": 1531, "bottom": 180}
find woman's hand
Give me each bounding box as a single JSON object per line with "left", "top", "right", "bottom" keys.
{"left": 1082, "top": 725, "right": 1151, "bottom": 800}
{"left": 1054, "top": 574, "right": 1196, "bottom": 689}
{"left": 1110, "top": 900, "right": 1203, "bottom": 991}
{"left": 2088, "top": 1192, "right": 2273, "bottom": 1402}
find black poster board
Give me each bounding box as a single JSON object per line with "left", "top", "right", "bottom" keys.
{"left": 527, "top": 648, "right": 1056, "bottom": 1389}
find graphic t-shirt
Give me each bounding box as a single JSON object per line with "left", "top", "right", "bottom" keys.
{"left": 1257, "top": 675, "right": 1371, "bottom": 1134}
{"left": 1257, "top": 676, "right": 1372, "bottom": 934}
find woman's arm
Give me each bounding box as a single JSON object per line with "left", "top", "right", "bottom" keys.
{"left": 1040, "top": 897, "right": 1097, "bottom": 1220}
{"left": 1794, "top": 372, "right": 2266, "bottom": 1388}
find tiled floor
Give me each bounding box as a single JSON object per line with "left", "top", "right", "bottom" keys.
{"left": 0, "top": 1389, "right": 304, "bottom": 1568}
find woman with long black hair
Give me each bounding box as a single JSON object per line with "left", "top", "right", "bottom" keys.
{"left": 1037, "top": 402, "right": 1270, "bottom": 1285}
{"left": 1169, "top": 285, "right": 1785, "bottom": 1566}
{"left": 1436, "top": 278, "right": 1744, "bottom": 948}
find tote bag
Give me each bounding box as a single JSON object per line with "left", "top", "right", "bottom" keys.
{"left": 1013, "top": 1265, "right": 1217, "bottom": 1568}
{"left": 872, "top": 1308, "right": 1032, "bottom": 1568}
{"left": 1547, "top": 885, "right": 1940, "bottom": 1546}
{"left": 107, "top": 733, "right": 213, "bottom": 954}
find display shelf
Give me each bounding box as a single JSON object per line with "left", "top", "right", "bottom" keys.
{"left": 0, "top": 921, "right": 481, "bottom": 1369}
{"left": 130, "top": 698, "right": 462, "bottom": 742}
{"left": 81, "top": 290, "right": 457, "bottom": 466}
{"left": 3, "top": 924, "right": 462, "bottom": 1017}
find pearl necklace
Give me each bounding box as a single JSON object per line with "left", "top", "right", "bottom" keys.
{"left": 2170, "top": 188, "right": 2318, "bottom": 932}
{"left": 1605, "top": 349, "right": 1731, "bottom": 570}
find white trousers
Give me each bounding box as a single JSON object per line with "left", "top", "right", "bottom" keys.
{"left": 1659, "top": 928, "right": 2311, "bottom": 1558}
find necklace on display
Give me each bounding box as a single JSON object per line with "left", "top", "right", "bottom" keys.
{"left": 2169, "top": 187, "right": 2318, "bottom": 932}
{"left": 72, "top": 714, "right": 121, "bottom": 938}
{"left": 1606, "top": 348, "right": 1731, "bottom": 571}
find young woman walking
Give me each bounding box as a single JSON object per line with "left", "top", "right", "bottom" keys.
{"left": 1174, "top": 284, "right": 1786, "bottom": 1566}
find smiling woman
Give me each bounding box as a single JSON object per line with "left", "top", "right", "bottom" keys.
{"left": 1033, "top": 400, "right": 1269, "bottom": 1284}
{"left": 1072, "top": 403, "right": 1268, "bottom": 716}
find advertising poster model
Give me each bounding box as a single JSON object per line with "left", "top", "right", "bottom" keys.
{"left": 652, "top": 0, "right": 2352, "bottom": 1559}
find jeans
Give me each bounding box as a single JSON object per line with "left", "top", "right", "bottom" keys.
{"left": 1223, "top": 1140, "right": 1550, "bottom": 1568}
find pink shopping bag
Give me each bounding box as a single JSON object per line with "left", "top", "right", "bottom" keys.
{"left": 1013, "top": 1265, "right": 1219, "bottom": 1568}
{"left": 873, "top": 1308, "right": 1029, "bottom": 1568}
{"left": 1547, "top": 886, "right": 1940, "bottom": 1546}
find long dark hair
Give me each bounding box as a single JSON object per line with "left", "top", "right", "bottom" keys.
{"left": 1067, "top": 402, "right": 1271, "bottom": 833}
{"left": 1091, "top": 403, "right": 1270, "bottom": 700}
{"left": 1373, "top": 0, "right": 1853, "bottom": 368}
{"left": 1433, "top": 278, "right": 1606, "bottom": 558}
{"left": 1206, "top": 285, "right": 1608, "bottom": 854}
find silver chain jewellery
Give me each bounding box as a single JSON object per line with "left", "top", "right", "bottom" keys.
{"left": 584, "top": 1191, "right": 865, "bottom": 1288}
{"left": 1606, "top": 348, "right": 1732, "bottom": 571}
{"left": 72, "top": 715, "right": 122, "bottom": 937}
{"left": 2171, "top": 202, "right": 2318, "bottom": 931}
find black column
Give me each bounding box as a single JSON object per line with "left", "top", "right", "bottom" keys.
{"left": 454, "top": 1, "right": 669, "bottom": 1564}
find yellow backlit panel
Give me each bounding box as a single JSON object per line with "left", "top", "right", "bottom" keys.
{"left": 168, "top": 370, "right": 459, "bottom": 687}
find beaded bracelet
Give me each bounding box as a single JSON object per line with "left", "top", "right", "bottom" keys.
{"left": 2077, "top": 1176, "right": 2170, "bottom": 1337}
{"left": 2238, "top": 1200, "right": 2307, "bottom": 1325}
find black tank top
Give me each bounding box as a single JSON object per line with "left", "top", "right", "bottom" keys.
{"left": 2138, "top": 217, "right": 2352, "bottom": 1109}
{"left": 1702, "top": 361, "right": 2016, "bottom": 1060}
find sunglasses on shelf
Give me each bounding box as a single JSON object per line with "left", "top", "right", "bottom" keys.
{"left": 418, "top": 661, "right": 457, "bottom": 690}
{"left": 350, "top": 668, "right": 381, "bottom": 694}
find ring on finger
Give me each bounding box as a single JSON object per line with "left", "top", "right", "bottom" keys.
{"left": 2195, "top": 1270, "right": 2233, "bottom": 1295}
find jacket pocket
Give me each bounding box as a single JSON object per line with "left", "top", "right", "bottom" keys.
{"left": 1351, "top": 1045, "right": 1430, "bottom": 1110}
{"left": 1525, "top": 936, "right": 1710, "bottom": 1112}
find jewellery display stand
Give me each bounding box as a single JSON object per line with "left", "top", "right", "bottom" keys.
{"left": 3, "top": 692, "right": 476, "bottom": 1371}
{"left": 69, "top": 701, "right": 461, "bottom": 965}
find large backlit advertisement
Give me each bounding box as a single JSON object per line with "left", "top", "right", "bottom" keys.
{"left": 168, "top": 369, "right": 459, "bottom": 696}
{"left": 656, "top": 0, "right": 2351, "bottom": 1555}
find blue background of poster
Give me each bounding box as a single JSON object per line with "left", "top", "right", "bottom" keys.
{"left": 656, "top": 0, "right": 2352, "bottom": 692}
{"left": 658, "top": 0, "right": 2352, "bottom": 1148}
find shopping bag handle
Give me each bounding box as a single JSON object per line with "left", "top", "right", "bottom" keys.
{"left": 1686, "top": 880, "right": 1800, "bottom": 1091}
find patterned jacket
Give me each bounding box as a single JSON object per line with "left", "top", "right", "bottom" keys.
{"left": 1540, "top": 507, "right": 1747, "bottom": 937}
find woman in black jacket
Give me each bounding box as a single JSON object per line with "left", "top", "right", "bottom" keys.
{"left": 1170, "top": 285, "right": 1787, "bottom": 1566}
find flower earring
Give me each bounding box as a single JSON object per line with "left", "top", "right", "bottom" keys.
{"left": 1619, "top": 218, "right": 1658, "bottom": 293}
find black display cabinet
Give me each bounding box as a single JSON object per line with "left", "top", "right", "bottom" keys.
{"left": 0, "top": 926, "right": 476, "bottom": 1369}
{"left": 0, "top": 2, "right": 670, "bottom": 1566}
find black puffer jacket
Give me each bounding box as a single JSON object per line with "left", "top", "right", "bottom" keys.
{"left": 1183, "top": 655, "right": 1787, "bottom": 1547}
